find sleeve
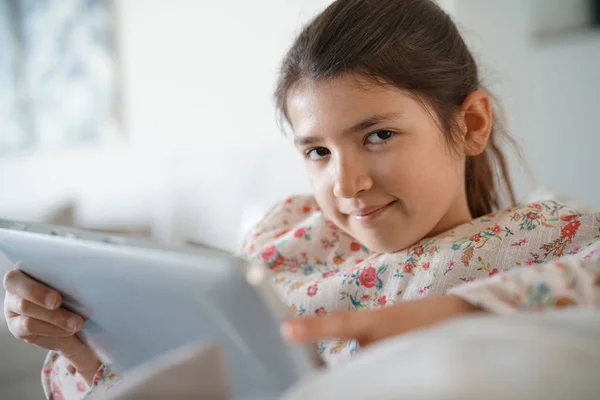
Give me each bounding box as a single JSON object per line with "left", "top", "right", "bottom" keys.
{"left": 42, "top": 351, "right": 120, "bottom": 400}
{"left": 448, "top": 241, "right": 600, "bottom": 314}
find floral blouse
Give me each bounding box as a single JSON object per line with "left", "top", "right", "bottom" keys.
{"left": 41, "top": 196, "right": 600, "bottom": 399}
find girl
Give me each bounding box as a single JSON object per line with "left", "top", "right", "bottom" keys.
{"left": 3, "top": 0, "right": 600, "bottom": 398}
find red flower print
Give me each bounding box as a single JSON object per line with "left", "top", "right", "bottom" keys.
{"left": 449, "top": 260, "right": 455, "bottom": 267}
{"left": 470, "top": 233, "right": 481, "bottom": 242}
{"left": 307, "top": 284, "right": 318, "bottom": 297}
{"left": 275, "top": 229, "right": 290, "bottom": 239}
{"left": 489, "top": 268, "right": 499, "bottom": 276}
{"left": 294, "top": 227, "right": 306, "bottom": 238}
{"left": 561, "top": 220, "right": 581, "bottom": 238}
{"left": 322, "top": 269, "right": 339, "bottom": 278}
{"left": 76, "top": 381, "right": 86, "bottom": 392}
{"left": 404, "top": 263, "right": 415, "bottom": 274}
{"left": 422, "top": 262, "right": 431, "bottom": 271}
{"left": 418, "top": 288, "right": 425, "bottom": 295}
{"left": 491, "top": 225, "right": 502, "bottom": 234}
{"left": 272, "top": 257, "right": 285, "bottom": 269}
{"left": 511, "top": 238, "right": 528, "bottom": 247}
{"left": 359, "top": 267, "right": 378, "bottom": 288}
{"left": 361, "top": 295, "right": 371, "bottom": 301}
{"left": 261, "top": 245, "right": 277, "bottom": 261}
{"left": 355, "top": 259, "right": 364, "bottom": 264}
{"left": 51, "top": 382, "right": 65, "bottom": 400}
{"left": 560, "top": 214, "right": 577, "bottom": 222}
{"left": 315, "top": 307, "right": 327, "bottom": 316}
{"left": 378, "top": 296, "right": 387, "bottom": 306}
{"left": 413, "top": 245, "right": 424, "bottom": 256}
{"left": 533, "top": 203, "right": 543, "bottom": 211}
{"left": 285, "top": 197, "right": 293, "bottom": 204}
{"left": 526, "top": 212, "right": 538, "bottom": 220}
{"left": 302, "top": 205, "right": 312, "bottom": 213}
{"left": 92, "top": 368, "right": 104, "bottom": 386}
{"left": 350, "top": 242, "right": 362, "bottom": 252}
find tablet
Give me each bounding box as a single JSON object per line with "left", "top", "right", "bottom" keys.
{"left": 0, "top": 219, "right": 320, "bottom": 399}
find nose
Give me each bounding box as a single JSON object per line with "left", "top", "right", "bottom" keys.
{"left": 332, "top": 153, "right": 373, "bottom": 198}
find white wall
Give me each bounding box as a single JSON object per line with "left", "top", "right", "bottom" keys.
{"left": 1, "top": 0, "right": 598, "bottom": 252}
{"left": 0, "top": 0, "right": 329, "bottom": 251}
{"left": 453, "top": 0, "right": 600, "bottom": 204}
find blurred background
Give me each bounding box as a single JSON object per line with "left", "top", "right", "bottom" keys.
{"left": 0, "top": 0, "right": 599, "bottom": 397}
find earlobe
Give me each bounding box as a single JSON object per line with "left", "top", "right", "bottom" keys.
{"left": 460, "top": 91, "right": 492, "bottom": 156}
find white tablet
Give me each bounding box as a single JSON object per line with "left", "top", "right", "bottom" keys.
{"left": 0, "top": 219, "right": 321, "bottom": 399}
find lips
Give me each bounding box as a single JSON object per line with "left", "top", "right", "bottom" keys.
{"left": 350, "top": 200, "right": 397, "bottom": 218}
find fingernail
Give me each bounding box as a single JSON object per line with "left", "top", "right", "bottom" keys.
{"left": 45, "top": 293, "right": 59, "bottom": 308}
{"left": 67, "top": 317, "right": 80, "bottom": 331}
{"left": 280, "top": 322, "right": 293, "bottom": 341}
{"left": 280, "top": 322, "right": 303, "bottom": 342}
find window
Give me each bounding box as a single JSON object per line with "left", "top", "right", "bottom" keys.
{"left": 0, "top": 0, "right": 120, "bottom": 155}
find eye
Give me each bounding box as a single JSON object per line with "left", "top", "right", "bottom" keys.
{"left": 365, "top": 130, "right": 395, "bottom": 145}
{"left": 306, "top": 147, "right": 331, "bottom": 161}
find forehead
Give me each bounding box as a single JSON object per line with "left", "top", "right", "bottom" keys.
{"left": 286, "top": 75, "right": 424, "bottom": 137}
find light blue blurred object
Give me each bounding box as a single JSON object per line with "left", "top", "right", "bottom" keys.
{"left": 0, "top": 219, "right": 319, "bottom": 399}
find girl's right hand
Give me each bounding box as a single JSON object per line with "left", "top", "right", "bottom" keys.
{"left": 3, "top": 269, "right": 101, "bottom": 383}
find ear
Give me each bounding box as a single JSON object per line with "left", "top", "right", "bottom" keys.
{"left": 458, "top": 91, "right": 492, "bottom": 156}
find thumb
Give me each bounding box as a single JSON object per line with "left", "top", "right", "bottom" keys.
{"left": 32, "top": 335, "right": 100, "bottom": 374}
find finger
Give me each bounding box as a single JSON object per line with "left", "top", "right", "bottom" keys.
{"left": 29, "top": 336, "right": 101, "bottom": 379}
{"left": 9, "top": 315, "right": 74, "bottom": 339}
{"left": 6, "top": 294, "right": 83, "bottom": 332}
{"left": 281, "top": 309, "right": 376, "bottom": 344}
{"left": 23, "top": 335, "right": 39, "bottom": 345}
{"left": 3, "top": 269, "right": 61, "bottom": 310}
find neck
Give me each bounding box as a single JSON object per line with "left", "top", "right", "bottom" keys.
{"left": 427, "top": 196, "right": 473, "bottom": 238}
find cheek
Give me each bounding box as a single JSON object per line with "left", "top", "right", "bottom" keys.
{"left": 307, "top": 165, "right": 328, "bottom": 194}
{"left": 307, "top": 166, "right": 336, "bottom": 213}
{"left": 377, "top": 135, "right": 463, "bottom": 204}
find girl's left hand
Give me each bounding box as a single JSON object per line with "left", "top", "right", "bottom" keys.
{"left": 281, "top": 294, "right": 482, "bottom": 346}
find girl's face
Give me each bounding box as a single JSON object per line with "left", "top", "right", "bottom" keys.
{"left": 287, "top": 75, "right": 476, "bottom": 253}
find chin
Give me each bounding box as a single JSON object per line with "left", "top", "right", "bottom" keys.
{"left": 359, "top": 235, "right": 408, "bottom": 254}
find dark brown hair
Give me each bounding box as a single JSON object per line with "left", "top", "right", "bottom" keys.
{"left": 275, "top": 0, "right": 516, "bottom": 218}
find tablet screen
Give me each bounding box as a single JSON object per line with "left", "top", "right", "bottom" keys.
{"left": 0, "top": 219, "right": 320, "bottom": 398}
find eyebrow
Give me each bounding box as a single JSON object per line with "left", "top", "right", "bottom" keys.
{"left": 293, "top": 112, "right": 404, "bottom": 146}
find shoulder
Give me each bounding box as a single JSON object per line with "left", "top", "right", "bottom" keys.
{"left": 445, "top": 200, "right": 600, "bottom": 266}
{"left": 238, "top": 195, "right": 323, "bottom": 258}
{"left": 449, "top": 200, "right": 598, "bottom": 238}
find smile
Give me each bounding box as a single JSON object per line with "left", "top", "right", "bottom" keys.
{"left": 351, "top": 200, "right": 398, "bottom": 223}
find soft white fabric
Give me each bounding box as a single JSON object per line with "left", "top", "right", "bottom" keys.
{"left": 282, "top": 309, "right": 600, "bottom": 400}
